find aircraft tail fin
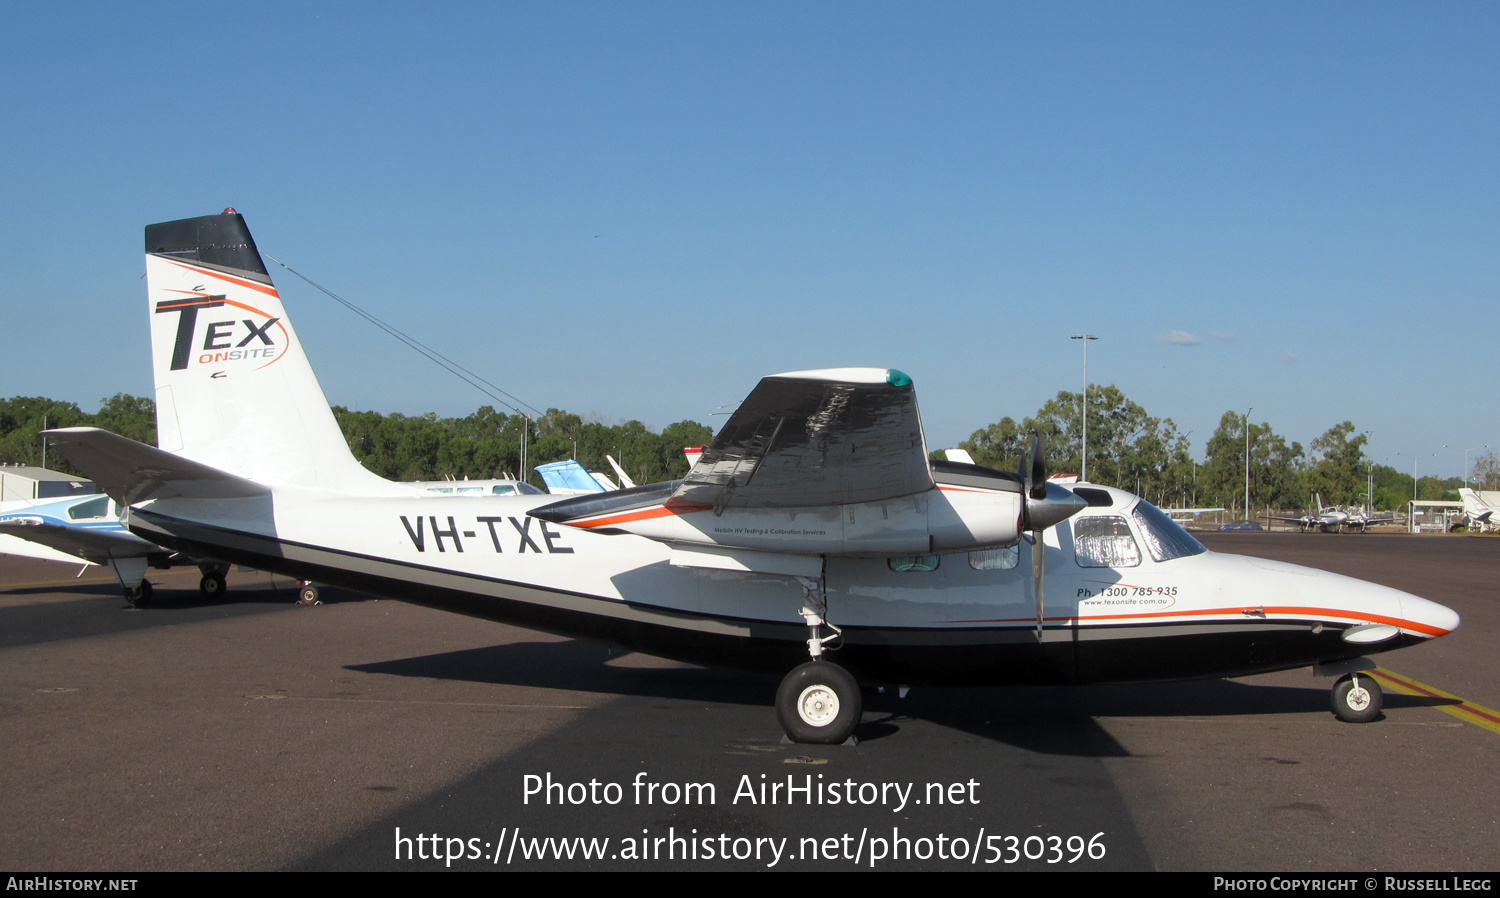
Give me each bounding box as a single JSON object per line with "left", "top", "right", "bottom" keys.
{"left": 606, "top": 455, "right": 637, "bottom": 490}
{"left": 535, "top": 459, "right": 609, "bottom": 495}
{"left": 1459, "top": 488, "right": 1495, "bottom": 524}
{"left": 146, "top": 211, "right": 399, "bottom": 494}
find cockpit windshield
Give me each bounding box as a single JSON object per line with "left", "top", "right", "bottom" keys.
{"left": 1130, "top": 499, "right": 1208, "bottom": 563}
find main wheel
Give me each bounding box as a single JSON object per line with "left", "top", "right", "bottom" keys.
{"left": 776, "top": 661, "right": 861, "bottom": 744}
{"left": 199, "top": 574, "right": 226, "bottom": 599}
{"left": 298, "top": 584, "right": 321, "bottom": 606}
{"left": 1332, "top": 672, "right": 1383, "bottom": 723}
{"left": 125, "top": 580, "right": 153, "bottom": 608}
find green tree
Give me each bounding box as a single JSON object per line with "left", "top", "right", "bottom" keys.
{"left": 1299, "top": 422, "right": 1369, "bottom": 507}
{"left": 1202, "top": 412, "right": 1304, "bottom": 515}
{"left": 958, "top": 417, "right": 1024, "bottom": 472}
{"left": 960, "top": 385, "right": 1191, "bottom": 505}
{"left": 1371, "top": 463, "right": 1412, "bottom": 510}
{"left": 0, "top": 397, "right": 92, "bottom": 473}
{"left": 92, "top": 394, "right": 156, "bottom": 446}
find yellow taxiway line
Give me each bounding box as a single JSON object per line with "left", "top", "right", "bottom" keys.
{"left": 1371, "top": 667, "right": 1500, "bottom": 736}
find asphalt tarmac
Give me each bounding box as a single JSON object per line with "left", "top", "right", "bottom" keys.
{"left": 1, "top": 532, "right": 1495, "bottom": 872}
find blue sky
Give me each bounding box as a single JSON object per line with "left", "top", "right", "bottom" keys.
{"left": 2, "top": 2, "right": 1495, "bottom": 478}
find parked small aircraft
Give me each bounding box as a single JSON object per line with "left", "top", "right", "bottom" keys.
{"left": 1266, "top": 495, "right": 1392, "bottom": 533}
{"left": 0, "top": 493, "right": 231, "bottom": 604}
{"left": 45, "top": 211, "right": 1459, "bottom": 742}
{"left": 1458, "top": 488, "right": 1498, "bottom": 533}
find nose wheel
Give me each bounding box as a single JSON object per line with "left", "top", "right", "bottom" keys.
{"left": 1331, "top": 672, "right": 1383, "bottom": 723}
{"left": 776, "top": 661, "right": 861, "bottom": 744}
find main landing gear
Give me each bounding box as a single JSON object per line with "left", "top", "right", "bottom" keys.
{"left": 124, "top": 580, "right": 153, "bottom": 608}
{"left": 777, "top": 660, "right": 861, "bottom": 744}
{"left": 1331, "top": 672, "right": 1383, "bottom": 723}
{"left": 198, "top": 563, "right": 230, "bottom": 599}
{"left": 297, "top": 582, "right": 322, "bottom": 606}
{"left": 775, "top": 577, "right": 861, "bottom": 744}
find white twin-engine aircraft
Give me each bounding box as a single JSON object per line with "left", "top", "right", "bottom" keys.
{"left": 46, "top": 211, "right": 1459, "bottom": 744}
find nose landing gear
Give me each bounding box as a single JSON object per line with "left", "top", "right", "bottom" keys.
{"left": 1331, "top": 672, "right": 1383, "bottom": 723}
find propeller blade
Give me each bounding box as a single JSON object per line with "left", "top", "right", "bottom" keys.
{"left": 1032, "top": 528, "right": 1045, "bottom": 640}
{"left": 1029, "top": 434, "right": 1047, "bottom": 500}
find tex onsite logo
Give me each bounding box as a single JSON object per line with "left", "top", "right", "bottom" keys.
{"left": 154, "top": 288, "right": 288, "bottom": 372}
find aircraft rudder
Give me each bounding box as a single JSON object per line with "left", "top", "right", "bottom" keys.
{"left": 144, "top": 210, "right": 391, "bottom": 493}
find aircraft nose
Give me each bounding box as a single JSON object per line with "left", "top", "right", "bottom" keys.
{"left": 1399, "top": 592, "right": 1461, "bottom": 638}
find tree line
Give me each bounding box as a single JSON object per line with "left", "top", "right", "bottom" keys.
{"left": 957, "top": 385, "right": 1491, "bottom": 514}
{"left": 0, "top": 395, "right": 711, "bottom": 488}
{"left": 3, "top": 390, "right": 1493, "bottom": 510}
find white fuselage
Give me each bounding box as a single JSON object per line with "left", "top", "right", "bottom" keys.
{"left": 130, "top": 483, "right": 1458, "bottom": 687}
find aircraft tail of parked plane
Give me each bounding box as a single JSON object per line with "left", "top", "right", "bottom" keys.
{"left": 1459, "top": 488, "right": 1497, "bottom": 530}
{"left": 142, "top": 211, "right": 409, "bottom": 497}
{"left": 535, "top": 460, "right": 611, "bottom": 495}
{"left": 42, "top": 211, "right": 1463, "bottom": 744}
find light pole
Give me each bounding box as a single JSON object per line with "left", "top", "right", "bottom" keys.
{"left": 1446, "top": 444, "right": 1488, "bottom": 490}
{"left": 1395, "top": 452, "right": 1432, "bottom": 532}
{"left": 1182, "top": 430, "right": 1193, "bottom": 506}
{"left": 1243, "top": 407, "right": 1253, "bottom": 519}
{"left": 1071, "top": 334, "right": 1098, "bottom": 482}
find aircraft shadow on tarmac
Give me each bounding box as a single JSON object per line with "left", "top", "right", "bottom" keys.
{"left": 348, "top": 640, "right": 1459, "bottom": 755}
{"left": 3, "top": 580, "right": 124, "bottom": 599}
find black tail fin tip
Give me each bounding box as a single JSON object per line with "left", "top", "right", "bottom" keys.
{"left": 144, "top": 211, "right": 270, "bottom": 283}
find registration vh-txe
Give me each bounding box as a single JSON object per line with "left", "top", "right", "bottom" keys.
{"left": 45, "top": 211, "right": 1459, "bottom": 744}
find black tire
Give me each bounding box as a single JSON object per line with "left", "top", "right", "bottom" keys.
{"left": 199, "top": 574, "right": 226, "bottom": 599}
{"left": 298, "top": 585, "right": 321, "bottom": 606}
{"left": 1332, "top": 672, "right": 1383, "bottom": 723}
{"left": 125, "top": 580, "right": 153, "bottom": 608}
{"left": 776, "top": 661, "right": 861, "bottom": 744}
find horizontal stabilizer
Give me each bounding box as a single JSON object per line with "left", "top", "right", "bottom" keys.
{"left": 43, "top": 427, "right": 267, "bottom": 506}
{"left": 0, "top": 516, "right": 162, "bottom": 564}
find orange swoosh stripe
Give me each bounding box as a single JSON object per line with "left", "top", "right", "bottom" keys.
{"left": 570, "top": 503, "right": 710, "bottom": 529}
{"left": 163, "top": 259, "right": 279, "bottom": 297}
{"left": 946, "top": 605, "right": 1450, "bottom": 636}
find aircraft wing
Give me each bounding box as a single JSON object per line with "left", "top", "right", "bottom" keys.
{"left": 1262, "top": 514, "right": 1311, "bottom": 524}
{"left": 669, "top": 368, "right": 932, "bottom": 510}
{"left": 0, "top": 517, "right": 164, "bottom": 565}
{"left": 42, "top": 427, "right": 268, "bottom": 506}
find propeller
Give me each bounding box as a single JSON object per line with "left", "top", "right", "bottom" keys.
{"left": 1019, "top": 435, "right": 1086, "bottom": 641}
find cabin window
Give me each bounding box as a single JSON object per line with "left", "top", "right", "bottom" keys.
{"left": 889, "top": 555, "right": 940, "bottom": 573}
{"left": 1073, "top": 515, "right": 1141, "bottom": 568}
{"left": 1131, "top": 500, "right": 1207, "bottom": 562}
{"left": 491, "top": 485, "right": 517, "bottom": 496}
{"left": 67, "top": 496, "right": 110, "bottom": 520}
{"left": 968, "top": 546, "right": 1019, "bottom": 570}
